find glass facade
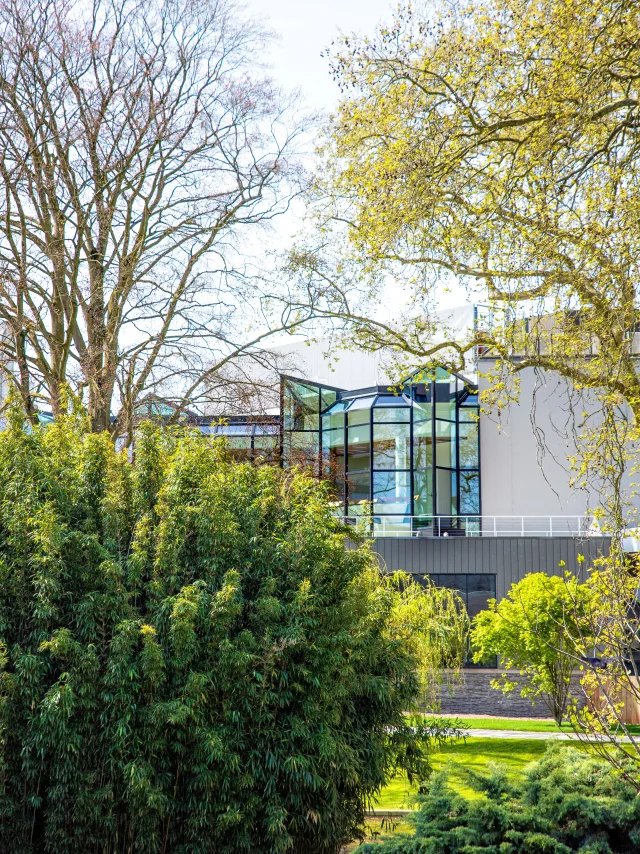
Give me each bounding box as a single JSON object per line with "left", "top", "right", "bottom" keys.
{"left": 282, "top": 369, "right": 480, "bottom": 535}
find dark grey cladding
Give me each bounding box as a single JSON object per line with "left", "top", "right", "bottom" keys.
{"left": 357, "top": 536, "right": 610, "bottom": 602}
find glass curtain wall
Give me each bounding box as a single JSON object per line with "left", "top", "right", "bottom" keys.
{"left": 283, "top": 370, "right": 480, "bottom": 535}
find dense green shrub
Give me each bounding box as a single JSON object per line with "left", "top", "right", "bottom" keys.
{"left": 356, "top": 745, "right": 640, "bottom": 853}
{"left": 0, "top": 406, "right": 458, "bottom": 854}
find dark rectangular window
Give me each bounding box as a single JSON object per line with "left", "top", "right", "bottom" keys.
{"left": 416, "top": 573, "right": 497, "bottom": 668}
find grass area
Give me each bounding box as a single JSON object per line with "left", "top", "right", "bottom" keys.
{"left": 442, "top": 716, "right": 573, "bottom": 733}
{"left": 343, "top": 817, "right": 413, "bottom": 852}
{"left": 374, "top": 737, "right": 563, "bottom": 810}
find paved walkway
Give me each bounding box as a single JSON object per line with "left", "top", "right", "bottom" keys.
{"left": 466, "top": 728, "right": 635, "bottom": 742}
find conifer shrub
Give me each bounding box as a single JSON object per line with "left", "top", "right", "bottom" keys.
{"left": 0, "top": 406, "right": 459, "bottom": 854}
{"left": 356, "top": 745, "right": 640, "bottom": 853}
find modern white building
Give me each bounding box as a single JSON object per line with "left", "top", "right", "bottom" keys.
{"left": 192, "top": 305, "right": 617, "bottom": 715}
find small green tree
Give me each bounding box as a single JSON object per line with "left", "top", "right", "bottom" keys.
{"left": 471, "top": 572, "right": 593, "bottom": 725}
{"left": 0, "top": 402, "right": 466, "bottom": 854}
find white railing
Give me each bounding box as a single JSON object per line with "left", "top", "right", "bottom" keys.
{"left": 341, "top": 515, "right": 607, "bottom": 539}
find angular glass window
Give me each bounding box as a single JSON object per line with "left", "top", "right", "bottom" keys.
{"left": 347, "top": 424, "right": 371, "bottom": 473}
{"left": 374, "top": 393, "right": 409, "bottom": 406}
{"left": 434, "top": 377, "right": 456, "bottom": 420}
{"left": 413, "top": 470, "right": 433, "bottom": 517}
{"left": 435, "top": 420, "right": 456, "bottom": 468}
{"left": 345, "top": 395, "right": 374, "bottom": 426}
{"left": 373, "top": 423, "right": 410, "bottom": 470}
{"left": 283, "top": 379, "right": 320, "bottom": 430}
{"left": 413, "top": 400, "right": 432, "bottom": 423}
{"left": 459, "top": 422, "right": 479, "bottom": 469}
{"left": 373, "top": 471, "right": 411, "bottom": 514}
{"left": 460, "top": 470, "right": 480, "bottom": 515}
{"left": 322, "top": 401, "right": 347, "bottom": 431}
{"left": 320, "top": 388, "right": 338, "bottom": 411}
{"left": 413, "top": 419, "right": 433, "bottom": 470}
{"left": 436, "top": 467, "right": 457, "bottom": 516}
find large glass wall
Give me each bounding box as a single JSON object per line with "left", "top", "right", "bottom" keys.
{"left": 283, "top": 369, "right": 480, "bottom": 535}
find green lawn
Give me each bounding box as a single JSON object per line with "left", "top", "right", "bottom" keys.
{"left": 442, "top": 716, "right": 572, "bottom": 733}
{"left": 374, "top": 736, "right": 567, "bottom": 809}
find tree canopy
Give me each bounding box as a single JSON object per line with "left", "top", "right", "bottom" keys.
{"left": 0, "top": 405, "right": 466, "bottom": 853}
{"left": 0, "top": 0, "right": 312, "bottom": 434}
{"left": 289, "top": 0, "right": 640, "bottom": 525}
{"left": 471, "top": 572, "right": 593, "bottom": 725}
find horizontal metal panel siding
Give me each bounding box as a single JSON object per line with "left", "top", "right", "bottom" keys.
{"left": 369, "top": 537, "right": 611, "bottom": 600}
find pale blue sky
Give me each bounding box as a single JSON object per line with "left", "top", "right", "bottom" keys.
{"left": 243, "top": 0, "right": 472, "bottom": 312}
{"left": 245, "top": 0, "right": 396, "bottom": 111}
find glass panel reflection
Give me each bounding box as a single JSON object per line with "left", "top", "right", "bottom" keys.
{"left": 284, "top": 379, "right": 320, "bottom": 430}
{"left": 434, "top": 379, "right": 456, "bottom": 420}
{"left": 322, "top": 401, "right": 347, "bottom": 431}
{"left": 373, "top": 471, "right": 411, "bottom": 513}
{"left": 460, "top": 470, "right": 480, "bottom": 514}
{"left": 284, "top": 432, "right": 319, "bottom": 473}
{"left": 347, "top": 425, "right": 370, "bottom": 473}
{"left": 322, "top": 429, "right": 345, "bottom": 479}
{"left": 373, "top": 423, "right": 410, "bottom": 469}
{"left": 435, "top": 420, "right": 456, "bottom": 467}
{"left": 459, "top": 422, "right": 479, "bottom": 468}
{"left": 347, "top": 471, "right": 370, "bottom": 507}
{"left": 413, "top": 470, "right": 433, "bottom": 516}
{"left": 373, "top": 516, "right": 411, "bottom": 536}
{"left": 413, "top": 420, "right": 432, "bottom": 469}
{"left": 373, "top": 407, "right": 411, "bottom": 423}
{"left": 436, "top": 468, "right": 457, "bottom": 516}
{"left": 413, "top": 400, "right": 432, "bottom": 423}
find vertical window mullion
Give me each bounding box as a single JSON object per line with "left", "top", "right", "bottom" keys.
{"left": 343, "top": 412, "right": 348, "bottom": 516}
{"left": 409, "top": 392, "right": 414, "bottom": 523}
{"left": 369, "top": 408, "right": 374, "bottom": 517}
{"left": 431, "top": 380, "right": 436, "bottom": 523}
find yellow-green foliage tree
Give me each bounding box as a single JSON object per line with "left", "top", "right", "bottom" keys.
{"left": 288, "top": 0, "right": 640, "bottom": 783}
{"left": 289, "top": 0, "right": 640, "bottom": 526}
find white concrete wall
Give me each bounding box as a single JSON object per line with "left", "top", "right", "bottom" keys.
{"left": 478, "top": 362, "right": 633, "bottom": 519}
{"left": 267, "top": 338, "right": 389, "bottom": 389}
